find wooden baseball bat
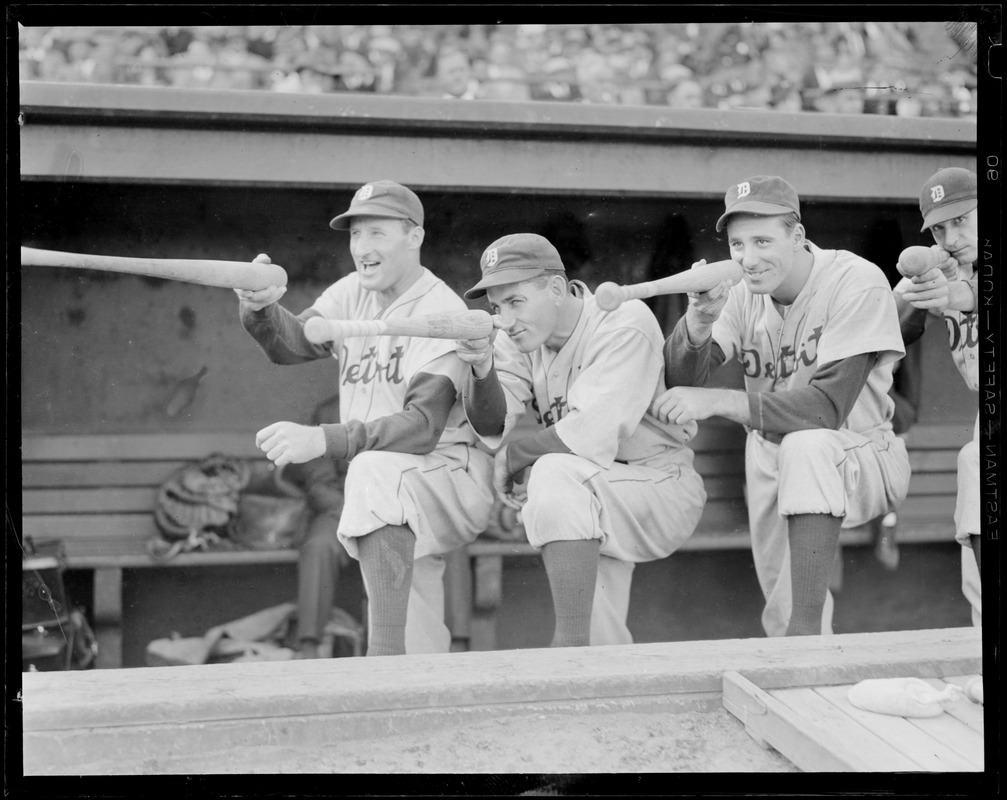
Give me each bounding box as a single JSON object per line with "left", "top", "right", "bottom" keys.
{"left": 304, "top": 310, "right": 495, "bottom": 344}
{"left": 595, "top": 259, "right": 743, "bottom": 311}
{"left": 896, "top": 246, "right": 943, "bottom": 278}
{"left": 20, "top": 247, "right": 288, "bottom": 290}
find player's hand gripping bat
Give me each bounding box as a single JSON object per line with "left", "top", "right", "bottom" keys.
{"left": 20, "top": 247, "right": 288, "bottom": 291}
{"left": 304, "top": 310, "right": 495, "bottom": 344}
{"left": 896, "top": 245, "right": 953, "bottom": 279}
{"left": 595, "top": 259, "right": 744, "bottom": 311}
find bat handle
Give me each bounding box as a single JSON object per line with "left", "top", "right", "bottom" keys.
{"left": 304, "top": 317, "right": 336, "bottom": 345}
{"left": 304, "top": 317, "right": 388, "bottom": 343}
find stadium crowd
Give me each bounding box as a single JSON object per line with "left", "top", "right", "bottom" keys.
{"left": 18, "top": 22, "right": 977, "bottom": 118}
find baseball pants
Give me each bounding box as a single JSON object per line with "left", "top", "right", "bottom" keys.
{"left": 520, "top": 452, "right": 706, "bottom": 646}
{"left": 746, "top": 428, "right": 911, "bottom": 638}
{"left": 961, "top": 546, "right": 982, "bottom": 629}
{"left": 954, "top": 413, "right": 980, "bottom": 546}
{"left": 337, "top": 445, "right": 495, "bottom": 654}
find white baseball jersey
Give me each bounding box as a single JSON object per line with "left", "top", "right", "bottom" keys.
{"left": 713, "top": 242, "right": 905, "bottom": 436}
{"left": 310, "top": 267, "right": 478, "bottom": 449}
{"left": 480, "top": 281, "right": 699, "bottom": 472}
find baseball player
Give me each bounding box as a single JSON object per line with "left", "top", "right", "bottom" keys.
{"left": 235, "top": 180, "right": 495, "bottom": 656}
{"left": 653, "top": 175, "right": 911, "bottom": 637}
{"left": 456, "top": 233, "right": 706, "bottom": 647}
{"left": 893, "top": 167, "right": 981, "bottom": 629}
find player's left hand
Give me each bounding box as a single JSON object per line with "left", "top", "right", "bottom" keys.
{"left": 493, "top": 446, "right": 527, "bottom": 510}
{"left": 902, "top": 266, "right": 951, "bottom": 311}
{"left": 651, "top": 386, "right": 718, "bottom": 425}
{"left": 255, "top": 421, "right": 326, "bottom": 467}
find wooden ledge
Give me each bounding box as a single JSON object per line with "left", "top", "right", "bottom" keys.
{"left": 22, "top": 627, "right": 982, "bottom": 775}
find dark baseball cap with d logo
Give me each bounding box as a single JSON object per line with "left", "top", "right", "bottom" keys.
{"left": 918, "top": 167, "right": 977, "bottom": 232}
{"left": 329, "top": 180, "right": 424, "bottom": 230}
{"left": 716, "top": 175, "right": 801, "bottom": 232}
{"left": 464, "top": 233, "right": 565, "bottom": 300}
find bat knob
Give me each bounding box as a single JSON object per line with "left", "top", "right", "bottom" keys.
{"left": 897, "top": 246, "right": 939, "bottom": 278}
{"left": 304, "top": 316, "right": 336, "bottom": 345}
{"left": 595, "top": 282, "right": 624, "bottom": 312}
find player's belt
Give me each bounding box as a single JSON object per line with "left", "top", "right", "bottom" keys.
{"left": 761, "top": 431, "right": 785, "bottom": 446}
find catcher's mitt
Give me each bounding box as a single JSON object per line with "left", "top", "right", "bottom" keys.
{"left": 154, "top": 454, "right": 251, "bottom": 542}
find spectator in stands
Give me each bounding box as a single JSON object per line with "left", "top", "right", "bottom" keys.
{"left": 666, "top": 78, "right": 705, "bottom": 109}
{"left": 532, "top": 56, "right": 581, "bottom": 102}
{"left": 16, "top": 22, "right": 978, "bottom": 119}
{"left": 336, "top": 50, "right": 376, "bottom": 92}
{"left": 437, "top": 48, "right": 480, "bottom": 99}
{"left": 575, "top": 48, "right": 619, "bottom": 104}
{"left": 368, "top": 34, "right": 404, "bottom": 94}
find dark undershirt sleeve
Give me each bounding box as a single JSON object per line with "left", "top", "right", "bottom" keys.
{"left": 663, "top": 316, "right": 727, "bottom": 388}
{"left": 896, "top": 294, "right": 929, "bottom": 347}
{"left": 239, "top": 303, "right": 332, "bottom": 364}
{"left": 749, "top": 352, "right": 878, "bottom": 434}
{"left": 463, "top": 367, "right": 507, "bottom": 436}
{"left": 506, "top": 426, "right": 573, "bottom": 477}
{"left": 319, "top": 372, "right": 456, "bottom": 460}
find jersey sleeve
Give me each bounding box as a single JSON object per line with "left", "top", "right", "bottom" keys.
{"left": 817, "top": 276, "right": 904, "bottom": 370}
{"left": 664, "top": 315, "right": 728, "bottom": 388}
{"left": 553, "top": 320, "right": 663, "bottom": 468}
{"left": 749, "top": 352, "right": 877, "bottom": 433}
{"left": 240, "top": 302, "right": 333, "bottom": 364}
{"left": 320, "top": 371, "right": 456, "bottom": 460}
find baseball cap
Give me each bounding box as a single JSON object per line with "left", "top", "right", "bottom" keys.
{"left": 464, "top": 233, "right": 565, "bottom": 300}
{"left": 329, "top": 180, "right": 424, "bottom": 230}
{"left": 715, "top": 175, "right": 801, "bottom": 232}
{"left": 918, "top": 167, "right": 977, "bottom": 232}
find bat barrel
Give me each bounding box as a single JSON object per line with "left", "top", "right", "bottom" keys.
{"left": 897, "top": 246, "right": 941, "bottom": 278}
{"left": 20, "top": 247, "right": 288, "bottom": 291}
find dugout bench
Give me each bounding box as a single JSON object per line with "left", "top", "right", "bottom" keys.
{"left": 21, "top": 421, "right": 967, "bottom": 665}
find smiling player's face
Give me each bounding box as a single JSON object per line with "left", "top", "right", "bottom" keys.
{"left": 726, "top": 214, "right": 806, "bottom": 303}
{"left": 486, "top": 278, "right": 561, "bottom": 353}
{"left": 348, "top": 216, "right": 420, "bottom": 300}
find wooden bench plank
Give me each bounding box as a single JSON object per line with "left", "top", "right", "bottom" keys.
{"left": 23, "top": 461, "right": 197, "bottom": 487}
{"left": 23, "top": 487, "right": 158, "bottom": 514}
{"left": 22, "top": 432, "right": 262, "bottom": 460}
{"left": 24, "top": 513, "right": 164, "bottom": 541}
{"left": 722, "top": 672, "right": 923, "bottom": 771}
{"left": 812, "top": 684, "right": 978, "bottom": 771}
{"left": 902, "top": 423, "right": 973, "bottom": 449}
{"left": 921, "top": 677, "right": 984, "bottom": 735}
{"left": 905, "top": 706, "right": 985, "bottom": 768}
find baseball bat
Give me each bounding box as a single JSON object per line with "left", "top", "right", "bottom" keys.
{"left": 595, "top": 259, "right": 744, "bottom": 311}
{"left": 304, "top": 310, "right": 495, "bottom": 344}
{"left": 20, "top": 247, "right": 288, "bottom": 290}
{"left": 896, "top": 245, "right": 944, "bottom": 278}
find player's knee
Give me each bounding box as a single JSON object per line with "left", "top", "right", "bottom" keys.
{"left": 777, "top": 429, "right": 842, "bottom": 467}
{"left": 344, "top": 450, "right": 396, "bottom": 492}
{"left": 524, "top": 453, "right": 590, "bottom": 524}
